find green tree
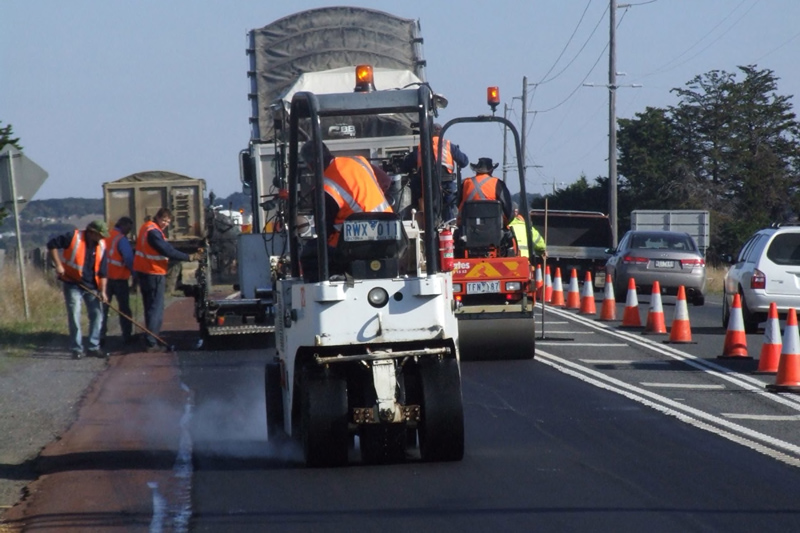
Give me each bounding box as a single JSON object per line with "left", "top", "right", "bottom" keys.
{"left": 0, "top": 121, "right": 23, "bottom": 225}
{"left": 617, "top": 66, "right": 800, "bottom": 255}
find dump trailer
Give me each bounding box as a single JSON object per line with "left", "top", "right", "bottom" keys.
{"left": 443, "top": 111, "right": 538, "bottom": 361}
{"left": 103, "top": 171, "right": 205, "bottom": 292}
{"left": 530, "top": 209, "right": 613, "bottom": 289}
{"left": 248, "top": 7, "right": 464, "bottom": 466}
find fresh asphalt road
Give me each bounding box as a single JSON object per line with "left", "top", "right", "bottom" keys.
{"left": 178, "top": 296, "right": 800, "bottom": 532}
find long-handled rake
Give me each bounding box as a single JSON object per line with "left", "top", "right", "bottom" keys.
{"left": 68, "top": 277, "right": 176, "bottom": 352}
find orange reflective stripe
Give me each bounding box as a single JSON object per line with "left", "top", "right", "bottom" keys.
{"left": 105, "top": 229, "right": 131, "bottom": 280}
{"left": 62, "top": 230, "right": 105, "bottom": 286}
{"left": 418, "top": 136, "right": 455, "bottom": 172}
{"left": 323, "top": 155, "right": 392, "bottom": 246}
{"left": 133, "top": 221, "right": 168, "bottom": 275}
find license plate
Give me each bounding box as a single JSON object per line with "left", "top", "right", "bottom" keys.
{"left": 654, "top": 260, "right": 674, "bottom": 268}
{"left": 466, "top": 281, "right": 501, "bottom": 294}
{"left": 342, "top": 219, "right": 400, "bottom": 242}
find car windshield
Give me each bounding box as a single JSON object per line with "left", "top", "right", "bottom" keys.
{"left": 630, "top": 234, "right": 695, "bottom": 252}
{"left": 766, "top": 233, "right": 800, "bottom": 265}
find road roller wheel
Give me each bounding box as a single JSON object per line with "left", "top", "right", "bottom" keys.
{"left": 419, "top": 358, "right": 464, "bottom": 462}
{"left": 301, "top": 369, "right": 349, "bottom": 467}
{"left": 265, "top": 361, "right": 284, "bottom": 441}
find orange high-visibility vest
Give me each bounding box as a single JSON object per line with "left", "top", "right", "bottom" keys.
{"left": 418, "top": 136, "right": 455, "bottom": 172}
{"left": 133, "top": 221, "right": 168, "bottom": 275}
{"left": 323, "top": 156, "right": 392, "bottom": 246}
{"left": 105, "top": 228, "right": 131, "bottom": 280}
{"left": 61, "top": 229, "right": 106, "bottom": 287}
{"left": 459, "top": 173, "right": 500, "bottom": 212}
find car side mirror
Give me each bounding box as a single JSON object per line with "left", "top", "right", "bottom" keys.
{"left": 604, "top": 247, "right": 616, "bottom": 255}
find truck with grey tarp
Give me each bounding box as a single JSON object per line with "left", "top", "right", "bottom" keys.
{"left": 631, "top": 210, "right": 710, "bottom": 255}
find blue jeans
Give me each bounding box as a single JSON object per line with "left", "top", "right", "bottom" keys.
{"left": 63, "top": 282, "right": 103, "bottom": 354}
{"left": 101, "top": 278, "right": 133, "bottom": 342}
{"left": 138, "top": 273, "right": 165, "bottom": 348}
{"left": 442, "top": 178, "right": 458, "bottom": 224}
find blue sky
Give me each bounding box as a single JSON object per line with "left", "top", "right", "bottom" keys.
{"left": 2, "top": 0, "right": 798, "bottom": 201}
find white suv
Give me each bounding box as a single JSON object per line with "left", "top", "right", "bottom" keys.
{"left": 723, "top": 224, "right": 800, "bottom": 332}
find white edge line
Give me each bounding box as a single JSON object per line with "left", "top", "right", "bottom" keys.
{"left": 536, "top": 348, "right": 800, "bottom": 466}
{"left": 544, "top": 306, "right": 800, "bottom": 411}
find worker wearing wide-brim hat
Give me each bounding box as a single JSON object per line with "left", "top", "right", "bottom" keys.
{"left": 458, "top": 157, "right": 513, "bottom": 225}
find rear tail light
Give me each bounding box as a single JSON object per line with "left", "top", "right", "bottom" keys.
{"left": 751, "top": 268, "right": 766, "bottom": 289}
{"left": 680, "top": 258, "right": 705, "bottom": 267}
{"left": 622, "top": 256, "right": 649, "bottom": 265}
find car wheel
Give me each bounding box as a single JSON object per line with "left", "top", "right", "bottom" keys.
{"left": 692, "top": 294, "right": 705, "bottom": 307}
{"left": 739, "top": 290, "right": 759, "bottom": 334}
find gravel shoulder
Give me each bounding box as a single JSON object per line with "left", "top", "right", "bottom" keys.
{"left": 0, "top": 344, "right": 108, "bottom": 510}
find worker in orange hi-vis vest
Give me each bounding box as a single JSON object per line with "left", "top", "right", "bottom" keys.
{"left": 133, "top": 208, "right": 201, "bottom": 353}
{"left": 100, "top": 216, "right": 135, "bottom": 348}
{"left": 298, "top": 141, "right": 393, "bottom": 282}
{"left": 47, "top": 220, "right": 110, "bottom": 360}
{"left": 458, "top": 157, "right": 514, "bottom": 225}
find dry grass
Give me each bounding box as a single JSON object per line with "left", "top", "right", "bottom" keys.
{"left": 0, "top": 266, "right": 68, "bottom": 356}
{"left": 705, "top": 265, "right": 726, "bottom": 295}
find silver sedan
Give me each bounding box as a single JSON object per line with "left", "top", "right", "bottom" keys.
{"left": 606, "top": 230, "right": 706, "bottom": 306}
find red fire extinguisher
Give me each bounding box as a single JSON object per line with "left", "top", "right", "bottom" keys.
{"left": 439, "top": 227, "right": 454, "bottom": 272}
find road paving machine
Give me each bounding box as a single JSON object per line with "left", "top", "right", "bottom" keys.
{"left": 266, "top": 67, "right": 464, "bottom": 466}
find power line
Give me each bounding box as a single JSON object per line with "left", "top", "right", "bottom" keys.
{"left": 634, "top": 0, "right": 756, "bottom": 81}
{"left": 535, "top": 0, "right": 596, "bottom": 85}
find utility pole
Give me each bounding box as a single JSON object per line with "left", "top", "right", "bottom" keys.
{"left": 521, "top": 76, "right": 528, "bottom": 181}
{"left": 608, "top": 0, "right": 618, "bottom": 247}
{"left": 502, "top": 103, "right": 509, "bottom": 182}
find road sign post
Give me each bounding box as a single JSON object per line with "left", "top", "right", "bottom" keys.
{"left": 0, "top": 146, "right": 49, "bottom": 320}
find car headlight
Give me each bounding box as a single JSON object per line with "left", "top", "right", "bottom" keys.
{"left": 367, "top": 287, "right": 389, "bottom": 308}
{"left": 505, "top": 281, "right": 522, "bottom": 292}
{"left": 453, "top": 283, "right": 462, "bottom": 293}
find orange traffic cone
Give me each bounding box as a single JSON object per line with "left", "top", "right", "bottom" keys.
{"left": 544, "top": 266, "right": 553, "bottom": 303}
{"left": 666, "top": 285, "right": 693, "bottom": 343}
{"left": 534, "top": 264, "right": 543, "bottom": 300}
{"left": 566, "top": 268, "right": 581, "bottom": 310}
{"left": 599, "top": 273, "right": 616, "bottom": 321}
{"left": 767, "top": 308, "right": 800, "bottom": 392}
{"left": 718, "top": 293, "right": 751, "bottom": 359}
{"left": 620, "top": 278, "right": 642, "bottom": 328}
{"left": 579, "top": 271, "right": 597, "bottom": 315}
{"left": 644, "top": 281, "right": 667, "bottom": 334}
{"left": 756, "top": 303, "right": 782, "bottom": 374}
{"left": 549, "top": 267, "right": 566, "bottom": 307}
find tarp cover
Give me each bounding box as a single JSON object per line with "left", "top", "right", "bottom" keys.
{"left": 110, "top": 170, "right": 204, "bottom": 184}
{"left": 249, "top": 6, "right": 426, "bottom": 141}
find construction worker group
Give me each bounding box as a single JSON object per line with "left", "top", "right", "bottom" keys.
{"left": 48, "top": 209, "right": 201, "bottom": 359}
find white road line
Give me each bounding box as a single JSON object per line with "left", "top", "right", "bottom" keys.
{"left": 640, "top": 382, "right": 726, "bottom": 390}
{"left": 580, "top": 359, "right": 670, "bottom": 365}
{"left": 538, "top": 331, "right": 594, "bottom": 334}
{"left": 544, "top": 306, "right": 800, "bottom": 411}
{"left": 538, "top": 343, "right": 628, "bottom": 347}
{"left": 722, "top": 413, "right": 800, "bottom": 421}
{"left": 536, "top": 349, "right": 800, "bottom": 467}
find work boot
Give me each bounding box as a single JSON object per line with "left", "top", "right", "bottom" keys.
{"left": 87, "top": 348, "right": 109, "bottom": 359}
{"left": 145, "top": 345, "right": 168, "bottom": 353}
{"left": 71, "top": 350, "right": 84, "bottom": 360}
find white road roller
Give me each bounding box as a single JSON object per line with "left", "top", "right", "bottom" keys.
{"left": 265, "top": 71, "right": 464, "bottom": 467}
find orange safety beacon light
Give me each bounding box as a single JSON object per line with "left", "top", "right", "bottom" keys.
{"left": 355, "top": 65, "right": 375, "bottom": 92}
{"left": 487, "top": 86, "right": 500, "bottom": 112}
